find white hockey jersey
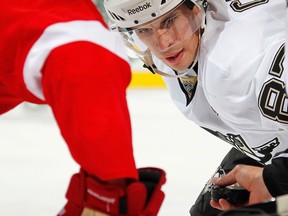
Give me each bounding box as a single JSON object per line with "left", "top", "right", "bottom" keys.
{"left": 154, "top": 0, "right": 287, "bottom": 165}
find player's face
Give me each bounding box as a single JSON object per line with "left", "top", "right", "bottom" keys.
{"left": 135, "top": 4, "right": 201, "bottom": 71}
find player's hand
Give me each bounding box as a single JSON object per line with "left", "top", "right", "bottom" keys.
{"left": 210, "top": 165, "right": 272, "bottom": 211}
{"left": 57, "top": 167, "right": 166, "bottom": 216}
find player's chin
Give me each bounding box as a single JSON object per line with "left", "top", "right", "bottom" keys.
{"left": 165, "top": 61, "right": 191, "bottom": 71}
{"left": 170, "top": 56, "right": 195, "bottom": 71}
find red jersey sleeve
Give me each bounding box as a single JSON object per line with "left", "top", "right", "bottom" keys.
{"left": 42, "top": 41, "right": 138, "bottom": 181}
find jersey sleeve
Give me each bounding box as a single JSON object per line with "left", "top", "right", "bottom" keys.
{"left": 41, "top": 41, "right": 138, "bottom": 181}
{"left": 263, "top": 149, "right": 288, "bottom": 197}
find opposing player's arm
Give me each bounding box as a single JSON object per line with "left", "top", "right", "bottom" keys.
{"left": 42, "top": 36, "right": 166, "bottom": 216}
{"left": 42, "top": 40, "right": 137, "bottom": 180}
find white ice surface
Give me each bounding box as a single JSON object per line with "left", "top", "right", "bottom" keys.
{"left": 0, "top": 89, "right": 231, "bottom": 216}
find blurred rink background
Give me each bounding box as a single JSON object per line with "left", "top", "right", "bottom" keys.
{"left": 0, "top": 61, "right": 231, "bottom": 216}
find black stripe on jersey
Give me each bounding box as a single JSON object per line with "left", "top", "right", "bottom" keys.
{"left": 229, "top": 0, "right": 269, "bottom": 13}
{"left": 174, "top": 63, "right": 198, "bottom": 106}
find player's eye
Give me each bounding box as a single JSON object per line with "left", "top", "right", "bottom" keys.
{"left": 162, "top": 15, "right": 177, "bottom": 29}
{"left": 136, "top": 28, "right": 154, "bottom": 36}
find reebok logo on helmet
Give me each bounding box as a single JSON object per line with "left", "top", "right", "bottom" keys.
{"left": 127, "top": 2, "right": 152, "bottom": 15}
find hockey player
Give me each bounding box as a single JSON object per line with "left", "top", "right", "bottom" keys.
{"left": 0, "top": 0, "right": 166, "bottom": 215}
{"left": 103, "top": 0, "right": 288, "bottom": 215}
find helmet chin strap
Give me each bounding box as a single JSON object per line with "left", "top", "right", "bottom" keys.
{"left": 140, "top": 49, "right": 190, "bottom": 78}
{"left": 177, "top": 55, "right": 198, "bottom": 77}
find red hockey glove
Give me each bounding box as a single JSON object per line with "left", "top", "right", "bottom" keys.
{"left": 57, "top": 167, "right": 166, "bottom": 216}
